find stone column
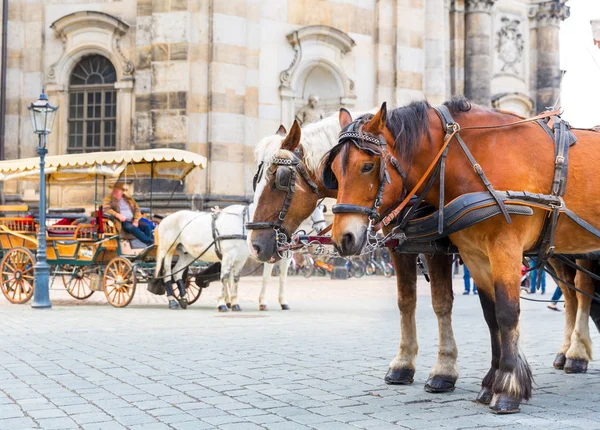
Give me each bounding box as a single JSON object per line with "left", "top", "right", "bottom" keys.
{"left": 535, "top": 1, "right": 569, "bottom": 112}
{"left": 449, "top": 0, "right": 465, "bottom": 97}
{"left": 464, "top": 0, "right": 496, "bottom": 106}
{"left": 424, "top": 0, "right": 447, "bottom": 105}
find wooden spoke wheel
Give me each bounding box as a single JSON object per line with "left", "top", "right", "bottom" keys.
{"left": 103, "top": 257, "right": 136, "bottom": 308}
{"left": 61, "top": 266, "right": 95, "bottom": 300}
{"left": 0, "top": 247, "right": 35, "bottom": 304}
{"left": 173, "top": 268, "right": 202, "bottom": 305}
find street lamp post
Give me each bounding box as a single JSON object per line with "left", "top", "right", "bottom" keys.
{"left": 28, "top": 89, "right": 58, "bottom": 309}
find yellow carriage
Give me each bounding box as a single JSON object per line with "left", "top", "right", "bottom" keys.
{"left": 0, "top": 149, "right": 206, "bottom": 307}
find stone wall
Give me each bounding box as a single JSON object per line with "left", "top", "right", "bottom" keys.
{"left": 0, "top": 0, "right": 565, "bottom": 210}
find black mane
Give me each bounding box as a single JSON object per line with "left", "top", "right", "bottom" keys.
{"left": 386, "top": 96, "right": 472, "bottom": 163}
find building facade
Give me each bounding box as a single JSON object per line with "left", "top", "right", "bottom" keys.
{"left": 0, "top": 0, "right": 569, "bottom": 209}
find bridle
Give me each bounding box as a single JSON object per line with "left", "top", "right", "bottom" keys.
{"left": 324, "top": 121, "right": 407, "bottom": 245}
{"left": 246, "top": 151, "right": 320, "bottom": 250}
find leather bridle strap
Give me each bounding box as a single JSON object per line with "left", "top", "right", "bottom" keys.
{"left": 374, "top": 127, "right": 458, "bottom": 230}
{"left": 246, "top": 153, "right": 320, "bottom": 241}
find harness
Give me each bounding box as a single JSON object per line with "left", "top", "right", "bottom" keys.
{"left": 325, "top": 104, "right": 600, "bottom": 272}
{"left": 211, "top": 206, "right": 249, "bottom": 260}
{"left": 246, "top": 151, "right": 320, "bottom": 244}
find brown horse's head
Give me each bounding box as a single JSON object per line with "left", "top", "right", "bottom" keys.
{"left": 248, "top": 120, "right": 321, "bottom": 262}
{"left": 326, "top": 103, "right": 408, "bottom": 255}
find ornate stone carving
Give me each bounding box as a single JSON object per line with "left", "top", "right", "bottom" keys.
{"left": 48, "top": 11, "right": 133, "bottom": 83}
{"left": 496, "top": 17, "right": 524, "bottom": 74}
{"left": 535, "top": 0, "right": 570, "bottom": 27}
{"left": 465, "top": 0, "right": 496, "bottom": 14}
{"left": 279, "top": 32, "right": 301, "bottom": 90}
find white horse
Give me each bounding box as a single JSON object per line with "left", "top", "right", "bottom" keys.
{"left": 155, "top": 205, "right": 250, "bottom": 311}
{"left": 258, "top": 204, "right": 326, "bottom": 310}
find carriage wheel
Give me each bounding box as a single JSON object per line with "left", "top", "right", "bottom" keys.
{"left": 61, "top": 266, "right": 95, "bottom": 300}
{"left": 0, "top": 247, "right": 35, "bottom": 304}
{"left": 174, "top": 268, "right": 202, "bottom": 305}
{"left": 103, "top": 257, "right": 136, "bottom": 308}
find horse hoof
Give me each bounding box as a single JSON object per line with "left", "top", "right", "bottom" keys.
{"left": 489, "top": 393, "right": 521, "bottom": 414}
{"left": 553, "top": 353, "right": 566, "bottom": 370}
{"left": 424, "top": 375, "right": 457, "bottom": 393}
{"left": 217, "top": 305, "right": 228, "bottom": 312}
{"left": 384, "top": 368, "right": 414, "bottom": 385}
{"left": 475, "top": 386, "right": 493, "bottom": 405}
{"left": 259, "top": 304, "right": 267, "bottom": 311}
{"left": 281, "top": 304, "right": 290, "bottom": 310}
{"left": 226, "top": 303, "right": 232, "bottom": 309}
{"left": 564, "top": 358, "right": 588, "bottom": 374}
{"left": 231, "top": 304, "right": 242, "bottom": 312}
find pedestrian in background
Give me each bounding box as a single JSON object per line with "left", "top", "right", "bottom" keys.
{"left": 459, "top": 256, "right": 477, "bottom": 295}
{"left": 548, "top": 286, "right": 563, "bottom": 311}
{"left": 529, "top": 257, "right": 546, "bottom": 294}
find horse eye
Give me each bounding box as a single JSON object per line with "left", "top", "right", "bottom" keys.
{"left": 361, "top": 163, "right": 375, "bottom": 173}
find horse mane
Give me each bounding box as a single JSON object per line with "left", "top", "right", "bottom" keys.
{"left": 386, "top": 96, "right": 472, "bottom": 163}
{"left": 254, "top": 110, "right": 374, "bottom": 173}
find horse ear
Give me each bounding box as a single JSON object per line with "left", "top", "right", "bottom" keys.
{"left": 364, "top": 102, "right": 387, "bottom": 134}
{"left": 339, "top": 108, "right": 353, "bottom": 128}
{"left": 281, "top": 120, "right": 301, "bottom": 151}
{"left": 276, "top": 124, "right": 287, "bottom": 136}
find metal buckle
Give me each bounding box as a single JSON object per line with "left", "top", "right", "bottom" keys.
{"left": 473, "top": 164, "right": 483, "bottom": 175}
{"left": 555, "top": 155, "right": 565, "bottom": 166}
{"left": 447, "top": 123, "right": 460, "bottom": 133}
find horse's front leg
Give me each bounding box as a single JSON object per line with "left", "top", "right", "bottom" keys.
{"left": 463, "top": 254, "right": 499, "bottom": 406}
{"left": 218, "top": 255, "right": 234, "bottom": 312}
{"left": 487, "top": 248, "right": 533, "bottom": 414}
{"left": 385, "top": 252, "right": 418, "bottom": 385}
{"left": 260, "top": 263, "right": 273, "bottom": 311}
{"left": 564, "top": 259, "right": 594, "bottom": 373}
{"left": 424, "top": 254, "right": 459, "bottom": 393}
{"left": 548, "top": 258, "right": 577, "bottom": 369}
{"left": 278, "top": 258, "right": 291, "bottom": 310}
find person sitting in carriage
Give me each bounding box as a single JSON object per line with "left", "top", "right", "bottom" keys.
{"left": 102, "top": 182, "right": 154, "bottom": 247}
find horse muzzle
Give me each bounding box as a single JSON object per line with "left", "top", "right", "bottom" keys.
{"left": 249, "top": 231, "right": 279, "bottom": 263}
{"left": 333, "top": 224, "right": 367, "bottom": 256}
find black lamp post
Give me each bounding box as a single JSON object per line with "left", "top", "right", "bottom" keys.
{"left": 28, "top": 88, "right": 58, "bottom": 309}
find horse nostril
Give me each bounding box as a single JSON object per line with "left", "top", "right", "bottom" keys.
{"left": 341, "top": 233, "right": 355, "bottom": 251}
{"left": 252, "top": 243, "right": 262, "bottom": 255}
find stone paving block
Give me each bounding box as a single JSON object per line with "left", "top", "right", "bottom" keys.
{"left": 36, "top": 416, "right": 80, "bottom": 429}
{"left": 264, "top": 421, "right": 312, "bottom": 429}
{"left": 0, "top": 404, "right": 24, "bottom": 419}
{"left": 170, "top": 420, "right": 216, "bottom": 430}
{"left": 310, "top": 422, "right": 359, "bottom": 430}
{"left": 219, "top": 423, "right": 265, "bottom": 430}
{"left": 201, "top": 414, "right": 246, "bottom": 426}
{"left": 115, "top": 412, "right": 159, "bottom": 426}
{"left": 246, "top": 414, "right": 288, "bottom": 425}
{"left": 62, "top": 403, "right": 103, "bottom": 415}
{"left": 28, "top": 407, "right": 67, "bottom": 419}
{"left": 0, "top": 417, "right": 37, "bottom": 429}
{"left": 71, "top": 412, "right": 114, "bottom": 425}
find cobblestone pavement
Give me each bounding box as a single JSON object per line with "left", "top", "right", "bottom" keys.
{"left": 0, "top": 274, "right": 599, "bottom": 430}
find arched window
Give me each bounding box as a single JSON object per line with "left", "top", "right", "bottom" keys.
{"left": 68, "top": 55, "right": 117, "bottom": 153}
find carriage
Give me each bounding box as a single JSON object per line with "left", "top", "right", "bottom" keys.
{"left": 0, "top": 148, "right": 212, "bottom": 308}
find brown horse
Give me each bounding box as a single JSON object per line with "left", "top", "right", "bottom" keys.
{"left": 247, "top": 116, "right": 459, "bottom": 393}
{"left": 326, "top": 99, "right": 600, "bottom": 413}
